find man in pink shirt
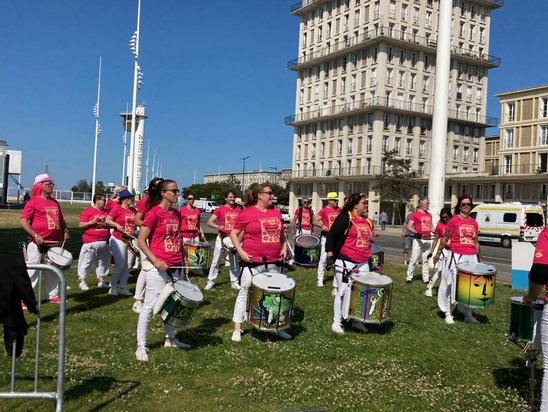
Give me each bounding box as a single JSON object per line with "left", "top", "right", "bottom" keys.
{"left": 406, "top": 197, "right": 435, "bottom": 284}
{"left": 77, "top": 194, "right": 110, "bottom": 290}
{"left": 20, "top": 173, "right": 69, "bottom": 303}
{"left": 313, "top": 192, "right": 341, "bottom": 287}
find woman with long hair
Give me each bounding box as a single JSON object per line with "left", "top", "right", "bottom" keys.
{"left": 425, "top": 208, "right": 452, "bottom": 297}
{"left": 229, "top": 183, "right": 289, "bottom": 342}
{"left": 135, "top": 179, "right": 190, "bottom": 362}
{"left": 434, "top": 194, "right": 481, "bottom": 324}
{"left": 325, "top": 193, "right": 373, "bottom": 334}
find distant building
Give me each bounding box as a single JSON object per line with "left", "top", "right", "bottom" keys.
{"left": 203, "top": 169, "right": 291, "bottom": 189}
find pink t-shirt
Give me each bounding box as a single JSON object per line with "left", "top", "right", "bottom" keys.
{"left": 143, "top": 206, "right": 183, "bottom": 266}
{"left": 533, "top": 227, "right": 548, "bottom": 265}
{"left": 339, "top": 215, "right": 373, "bottom": 263}
{"left": 80, "top": 206, "right": 110, "bottom": 243}
{"left": 446, "top": 215, "right": 479, "bottom": 255}
{"left": 21, "top": 196, "right": 64, "bottom": 242}
{"left": 318, "top": 206, "right": 341, "bottom": 232}
{"left": 180, "top": 206, "right": 200, "bottom": 239}
{"left": 234, "top": 206, "right": 284, "bottom": 263}
{"left": 109, "top": 206, "right": 136, "bottom": 240}
{"left": 409, "top": 210, "right": 433, "bottom": 240}
{"left": 105, "top": 199, "right": 119, "bottom": 213}
{"left": 294, "top": 207, "right": 314, "bottom": 230}
{"left": 434, "top": 221, "right": 451, "bottom": 248}
{"left": 214, "top": 204, "right": 241, "bottom": 236}
{"left": 135, "top": 196, "right": 149, "bottom": 215}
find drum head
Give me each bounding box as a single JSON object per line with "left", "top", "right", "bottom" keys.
{"left": 222, "top": 237, "right": 235, "bottom": 249}
{"left": 47, "top": 247, "right": 73, "bottom": 267}
{"left": 510, "top": 295, "right": 545, "bottom": 308}
{"left": 295, "top": 234, "right": 320, "bottom": 248}
{"left": 130, "top": 238, "right": 140, "bottom": 250}
{"left": 173, "top": 280, "right": 204, "bottom": 302}
{"left": 351, "top": 272, "right": 392, "bottom": 286}
{"left": 252, "top": 271, "right": 295, "bottom": 292}
{"left": 457, "top": 262, "right": 496, "bottom": 275}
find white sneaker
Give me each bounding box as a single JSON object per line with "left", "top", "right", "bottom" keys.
{"left": 331, "top": 323, "right": 344, "bottom": 335}
{"left": 79, "top": 281, "right": 89, "bottom": 291}
{"left": 135, "top": 345, "right": 149, "bottom": 362}
{"left": 276, "top": 330, "right": 292, "bottom": 340}
{"left": 204, "top": 281, "right": 215, "bottom": 291}
{"left": 164, "top": 338, "right": 191, "bottom": 350}
{"left": 317, "top": 281, "right": 324, "bottom": 287}
{"left": 119, "top": 288, "right": 133, "bottom": 296}
{"left": 97, "top": 280, "right": 109, "bottom": 288}
{"left": 351, "top": 321, "right": 368, "bottom": 333}
{"left": 230, "top": 282, "right": 241, "bottom": 290}
{"left": 331, "top": 287, "right": 338, "bottom": 297}
{"left": 464, "top": 314, "right": 480, "bottom": 324}
{"left": 424, "top": 289, "right": 432, "bottom": 297}
{"left": 132, "top": 300, "right": 143, "bottom": 314}
{"left": 445, "top": 315, "right": 455, "bottom": 325}
{"left": 108, "top": 288, "right": 118, "bottom": 296}
{"left": 231, "top": 330, "right": 242, "bottom": 342}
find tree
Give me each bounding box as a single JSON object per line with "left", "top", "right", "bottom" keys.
{"left": 372, "top": 149, "right": 420, "bottom": 225}
{"left": 71, "top": 179, "right": 92, "bottom": 193}
{"left": 182, "top": 181, "right": 241, "bottom": 201}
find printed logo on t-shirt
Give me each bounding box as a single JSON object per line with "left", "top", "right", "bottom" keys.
{"left": 355, "top": 223, "right": 371, "bottom": 249}
{"left": 259, "top": 217, "right": 281, "bottom": 243}
{"left": 535, "top": 249, "right": 544, "bottom": 259}
{"left": 327, "top": 213, "right": 338, "bottom": 229}
{"left": 420, "top": 215, "right": 432, "bottom": 232}
{"left": 301, "top": 210, "right": 310, "bottom": 226}
{"left": 45, "top": 207, "right": 60, "bottom": 230}
{"left": 187, "top": 215, "right": 198, "bottom": 231}
{"left": 124, "top": 215, "right": 135, "bottom": 234}
{"left": 458, "top": 224, "right": 476, "bottom": 245}
{"left": 224, "top": 212, "right": 238, "bottom": 231}
{"left": 164, "top": 222, "right": 181, "bottom": 252}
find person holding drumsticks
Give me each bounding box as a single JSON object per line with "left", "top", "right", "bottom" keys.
{"left": 325, "top": 193, "right": 372, "bottom": 335}
{"left": 313, "top": 192, "right": 341, "bottom": 288}
{"left": 205, "top": 190, "right": 242, "bottom": 290}
{"left": 19, "top": 173, "right": 69, "bottom": 304}
{"left": 522, "top": 226, "right": 548, "bottom": 411}
{"left": 229, "top": 183, "right": 289, "bottom": 342}
{"left": 424, "top": 208, "right": 452, "bottom": 297}
{"left": 291, "top": 196, "right": 314, "bottom": 236}
{"left": 180, "top": 193, "right": 206, "bottom": 245}
{"left": 105, "top": 189, "right": 136, "bottom": 296}
{"left": 406, "top": 197, "right": 435, "bottom": 284}
{"left": 434, "top": 194, "right": 480, "bottom": 324}
{"left": 135, "top": 179, "right": 190, "bottom": 361}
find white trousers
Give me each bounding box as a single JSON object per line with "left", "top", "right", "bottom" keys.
{"left": 232, "top": 263, "right": 280, "bottom": 324}
{"left": 437, "top": 252, "right": 474, "bottom": 317}
{"left": 207, "top": 236, "right": 238, "bottom": 285}
{"left": 541, "top": 305, "right": 548, "bottom": 411}
{"left": 77, "top": 240, "right": 110, "bottom": 280}
{"left": 110, "top": 236, "right": 130, "bottom": 289}
{"left": 136, "top": 268, "right": 179, "bottom": 347}
{"left": 26, "top": 242, "right": 59, "bottom": 300}
{"left": 426, "top": 248, "right": 449, "bottom": 292}
{"left": 333, "top": 259, "right": 369, "bottom": 324}
{"left": 406, "top": 238, "right": 432, "bottom": 282}
{"left": 317, "top": 236, "right": 327, "bottom": 284}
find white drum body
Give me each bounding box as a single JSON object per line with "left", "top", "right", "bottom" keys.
{"left": 45, "top": 247, "right": 73, "bottom": 271}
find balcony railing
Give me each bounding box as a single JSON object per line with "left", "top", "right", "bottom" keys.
{"left": 290, "top": 0, "right": 329, "bottom": 14}
{"left": 288, "top": 25, "right": 501, "bottom": 69}
{"left": 290, "top": 165, "right": 434, "bottom": 179}
{"left": 495, "top": 163, "right": 548, "bottom": 176}
{"left": 447, "top": 109, "right": 498, "bottom": 126}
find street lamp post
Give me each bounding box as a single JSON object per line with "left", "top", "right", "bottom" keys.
{"left": 91, "top": 56, "right": 102, "bottom": 205}
{"left": 240, "top": 156, "right": 249, "bottom": 195}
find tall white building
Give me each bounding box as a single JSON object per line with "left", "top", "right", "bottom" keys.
{"left": 286, "top": 0, "right": 501, "bottom": 217}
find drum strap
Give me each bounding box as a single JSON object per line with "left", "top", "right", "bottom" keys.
{"left": 341, "top": 260, "right": 357, "bottom": 284}
{"left": 166, "top": 268, "right": 183, "bottom": 281}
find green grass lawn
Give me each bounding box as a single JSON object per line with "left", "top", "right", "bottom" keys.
{"left": 0, "top": 206, "right": 539, "bottom": 411}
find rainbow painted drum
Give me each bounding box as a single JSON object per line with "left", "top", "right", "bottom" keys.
{"left": 456, "top": 262, "right": 496, "bottom": 309}
{"left": 247, "top": 271, "right": 295, "bottom": 332}
{"left": 153, "top": 280, "right": 203, "bottom": 328}
{"left": 184, "top": 241, "right": 211, "bottom": 272}
{"left": 344, "top": 272, "right": 392, "bottom": 324}
{"left": 294, "top": 234, "right": 321, "bottom": 267}
{"left": 507, "top": 296, "right": 544, "bottom": 348}
{"left": 370, "top": 244, "right": 384, "bottom": 271}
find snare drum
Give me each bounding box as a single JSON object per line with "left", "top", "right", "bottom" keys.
{"left": 184, "top": 241, "right": 211, "bottom": 272}
{"left": 508, "top": 296, "right": 544, "bottom": 348}
{"left": 456, "top": 262, "right": 496, "bottom": 309}
{"left": 370, "top": 244, "right": 384, "bottom": 271}
{"left": 344, "top": 272, "right": 392, "bottom": 324}
{"left": 153, "top": 280, "right": 203, "bottom": 328}
{"left": 129, "top": 238, "right": 154, "bottom": 271}
{"left": 248, "top": 271, "right": 295, "bottom": 332}
{"left": 45, "top": 247, "right": 73, "bottom": 271}
{"left": 294, "top": 234, "right": 321, "bottom": 267}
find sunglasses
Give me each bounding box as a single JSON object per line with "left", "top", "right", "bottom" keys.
{"left": 460, "top": 202, "right": 472, "bottom": 206}
{"left": 186, "top": 197, "right": 195, "bottom": 200}
{"left": 261, "top": 191, "right": 275, "bottom": 196}
{"left": 163, "top": 189, "right": 180, "bottom": 194}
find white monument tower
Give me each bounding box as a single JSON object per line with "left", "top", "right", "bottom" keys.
{"left": 120, "top": 105, "right": 147, "bottom": 193}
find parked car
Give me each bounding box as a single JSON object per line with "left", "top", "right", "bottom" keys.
{"left": 193, "top": 199, "right": 220, "bottom": 213}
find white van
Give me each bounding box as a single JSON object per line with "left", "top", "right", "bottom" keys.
{"left": 193, "top": 198, "right": 220, "bottom": 213}
{"left": 469, "top": 202, "right": 545, "bottom": 248}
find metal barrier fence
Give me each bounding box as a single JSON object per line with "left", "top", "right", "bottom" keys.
{"left": 0, "top": 264, "right": 67, "bottom": 412}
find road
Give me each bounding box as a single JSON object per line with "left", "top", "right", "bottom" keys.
{"left": 201, "top": 212, "right": 513, "bottom": 284}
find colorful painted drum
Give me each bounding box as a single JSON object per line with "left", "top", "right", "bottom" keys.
{"left": 344, "top": 272, "right": 392, "bottom": 324}
{"left": 508, "top": 296, "right": 544, "bottom": 348}
{"left": 247, "top": 271, "right": 295, "bottom": 332}
{"left": 45, "top": 247, "right": 73, "bottom": 271}
{"left": 184, "top": 241, "right": 211, "bottom": 272}
{"left": 294, "top": 234, "right": 321, "bottom": 267}
{"left": 370, "top": 244, "right": 384, "bottom": 271}
{"left": 456, "top": 262, "right": 496, "bottom": 309}
{"left": 154, "top": 280, "right": 203, "bottom": 328}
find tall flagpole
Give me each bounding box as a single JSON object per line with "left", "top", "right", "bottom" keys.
{"left": 91, "top": 56, "right": 102, "bottom": 204}
{"left": 127, "top": 0, "right": 141, "bottom": 193}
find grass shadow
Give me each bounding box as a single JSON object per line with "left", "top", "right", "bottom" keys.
{"left": 64, "top": 375, "right": 140, "bottom": 411}
{"left": 493, "top": 355, "right": 542, "bottom": 410}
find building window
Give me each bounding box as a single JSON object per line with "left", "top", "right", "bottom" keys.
{"left": 504, "top": 155, "right": 513, "bottom": 174}
{"left": 473, "top": 148, "right": 479, "bottom": 164}
{"left": 506, "top": 102, "right": 515, "bottom": 122}
{"left": 540, "top": 125, "right": 548, "bottom": 145}
{"left": 542, "top": 98, "right": 548, "bottom": 118}
{"left": 382, "top": 136, "right": 389, "bottom": 152}
{"left": 366, "top": 136, "right": 373, "bottom": 152}
{"left": 337, "top": 140, "right": 342, "bottom": 156}
{"left": 418, "top": 163, "right": 424, "bottom": 175}
{"left": 505, "top": 183, "right": 515, "bottom": 197}
{"left": 347, "top": 138, "right": 353, "bottom": 155}
{"left": 463, "top": 147, "right": 469, "bottom": 162}
{"left": 504, "top": 129, "right": 514, "bottom": 148}
{"left": 453, "top": 146, "right": 459, "bottom": 161}
{"left": 419, "top": 141, "right": 425, "bottom": 158}
{"left": 394, "top": 137, "right": 401, "bottom": 154}
{"left": 406, "top": 139, "right": 413, "bottom": 156}
{"left": 475, "top": 185, "right": 483, "bottom": 199}
{"left": 384, "top": 114, "right": 390, "bottom": 129}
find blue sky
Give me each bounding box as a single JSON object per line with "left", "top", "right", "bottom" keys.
{"left": 1, "top": 1, "right": 546, "bottom": 191}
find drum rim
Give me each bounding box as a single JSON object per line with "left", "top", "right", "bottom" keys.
{"left": 456, "top": 262, "right": 497, "bottom": 275}
{"left": 251, "top": 273, "right": 295, "bottom": 292}
{"left": 294, "top": 234, "right": 321, "bottom": 247}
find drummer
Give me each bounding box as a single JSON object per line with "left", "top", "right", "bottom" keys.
{"left": 135, "top": 179, "right": 191, "bottom": 362}
{"left": 180, "top": 193, "right": 206, "bottom": 245}
{"left": 77, "top": 194, "right": 111, "bottom": 291}
{"left": 313, "top": 192, "right": 341, "bottom": 288}
{"left": 105, "top": 189, "right": 136, "bottom": 296}
{"left": 434, "top": 194, "right": 480, "bottom": 324}
{"left": 291, "top": 196, "right": 314, "bottom": 236}
{"left": 132, "top": 177, "right": 164, "bottom": 313}
{"left": 424, "top": 208, "right": 452, "bottom": 297}
{"left": 19, "top": 173, "right": 69, "bottom": 304}
{"left": 205, "top": 190, "right": 242, "bottom": 290}
{"left": 522, "top": 225, "right": 548, "bottom": 410}
{"left": 105, "top": 185, "right": 125, "bottom": 213}
{"left": 229, "top": 184, "right": 289, "bottom": 342}
{"left": 406, "top": 197, "right": 435, "bottom": 284}
{"left": 325, "top": 192, "right": 372, "bottom": 334}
